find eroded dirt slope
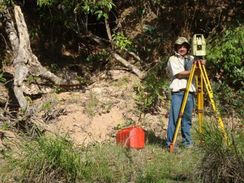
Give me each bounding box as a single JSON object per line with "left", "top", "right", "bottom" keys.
{"left": 40, "top": 70, "right": 168, "bottom": 146}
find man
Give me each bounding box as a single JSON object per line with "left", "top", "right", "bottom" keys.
{"left": 165, "top": 36, "right": 195, "bottom": 150}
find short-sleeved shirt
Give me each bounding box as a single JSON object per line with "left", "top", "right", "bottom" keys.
{"left": 166, "top": 53, "right": 196, "bottom": 92}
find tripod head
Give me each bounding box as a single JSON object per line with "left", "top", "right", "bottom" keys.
{"left": 192, "top": 34, "right": 206, "bottom": 58}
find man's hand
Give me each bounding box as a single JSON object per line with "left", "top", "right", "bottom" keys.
{"left": 199, "top": 59, "right": 206, "bottom": 65}
{"left": 194, "top": 59, "right": 206, "bottom": 65}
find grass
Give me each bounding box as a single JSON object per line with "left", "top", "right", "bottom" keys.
{"left": 195, "top": 122, "right": 244, "bottom": 183}
{"left": 0, "top": 123, "right": 243, "bottom": 183}
{"left": 0, "top": 135, "right": 199, "bottom": 183}
{"left": 0, "top": 135, "right": 82, "bottom": 182}
{"left": 84, "top": 91, "right": 100, "bottom": 118}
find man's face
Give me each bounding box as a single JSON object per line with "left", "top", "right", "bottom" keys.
{"left": 176, "top": 43, "right": 188, "bottom": 56}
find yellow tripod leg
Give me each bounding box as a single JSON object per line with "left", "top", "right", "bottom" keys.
{"left": 169, "top": 62, "right": 197, "bottom": 153}
{"left": 197, "top": 71, "right": 204, "bottom": 133}
{"left": 198, "top": 63, "right": 228, "bottom": 143}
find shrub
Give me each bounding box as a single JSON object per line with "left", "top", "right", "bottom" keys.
{"left": 207, "top": 25, "right": 244, "bottom": 89}
{"left": 206, "top": 26, "right": 244, "bottom": 117}
{"left": 136, "top": 147, "right": 199, "bottom": 182}
{"left": 211, "top": 82, "right": 244, "bottom": 117}
{"left": 135, "top": 60, "right": 169, "bottom": 113}
{"left": 196, "top": 122, "right": 244, "bottom": 183}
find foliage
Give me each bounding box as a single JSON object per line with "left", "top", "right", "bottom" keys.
{"left": 135, "top": 60, "right": 169, "bottom": 113}
{"left": 37, "top": 0, "right": 53, "bottom": 7}
{"left": 1, "top": 0, "right": 12, "bottom": 8}
{"left": 0, "top": 72, "right": 6, "bottom": 83}
{"left": 2, "top": 127, "right": 243, "bottom": 182}
{"left": 1, "top": 134, "right": 201, "bottom": 183}
{"left": 196, "top": 122, "right": 244, "bottom": 183}
{"left": 212, "top": 82, "right": 244, "bottom": 117}
{"left": 137, "top": 147, "right": 198, "bottom": 182}
{"left": 1, "top": 135, "right": 82, "bottom": 182}
{"left": 207, "top": 26, "right": 244, "bottom": 89}
{"left": 83, "top": 91, "right": 100, "bottom": 118}
{"left": 112, "top": 32, "right": 132, "bottom": 50}
{"left": 0, "top": 2, "right": 5, "bottom": 11}
{"left": 81, "top": 0, "right": 114, "bottom": 20}
{"left": 205, "top": 26, "right": 244, "bottom": 117}
{"left": 85, "top": 49, "right": 109, "bottom": 62}
{"left": 37, "top": 0, "right": 114, "bottom": 20}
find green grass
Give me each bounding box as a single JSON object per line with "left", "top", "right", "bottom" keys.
{"left": 195, "top": 122, "right": 244, "bottom": 183}
{"left": 84, "top": 91, "right": 100, "bottom": 118}
{"left": 0, "top": 125, "right": 243, "bottom": 183}
{"left": 0, "top": 135, "right": 82, "bottom": 182}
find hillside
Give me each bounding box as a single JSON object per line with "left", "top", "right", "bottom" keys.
{"left": 0, "top": 69, "right": 168, "bottom": 148}
{"left": 47, "top": 69, "right": 167, "bottom": 145}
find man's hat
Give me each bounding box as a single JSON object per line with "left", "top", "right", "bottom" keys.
{"left": 175, "top": 37, "right": 190, "bottom": 47}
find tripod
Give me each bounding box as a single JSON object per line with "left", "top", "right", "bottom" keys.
{"left": 169, "top": 59, "right": 228, "bottom": 153}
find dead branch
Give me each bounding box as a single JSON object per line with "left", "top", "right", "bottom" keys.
{"left": 111, "top": 52, "right": 145, "bottom": 79}
{"left": 86, "top": 33, "right": 146, "bottom": 79}
{"left": 125, "top": 48, "right": 143, "bottom": 63}
{"left": 104, "top": 19, "right": 145, "bottom": 77}
{"left": 105, "top": 19, "right": 112, "bottom": 41}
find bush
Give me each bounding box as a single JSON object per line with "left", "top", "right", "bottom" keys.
{"left": 137, "top": 147, "right": 198, "bottom": 182}
{"left": 196, "top": 122, "right": 244, "bottom": 183}
{"left": 135, "top": 60, "right": 169, "bottom": 113}
{"left": 206, "top": 26, "right": 244, "bottom": 117}
{"left": 211, "top": 82, "right": 244, "bottom": 117}
{"left": 207, "top": 25, "right": 244, "bottom": 89}
{"left": 3, "top": 130, "right": 243, "bottom": 183}
{"left": 1, "top": 134, "right": 200, "bottom": 183}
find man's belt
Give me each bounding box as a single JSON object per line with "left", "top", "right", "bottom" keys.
{"left": 172, "top": 89, "right": 195, "bottom": 94}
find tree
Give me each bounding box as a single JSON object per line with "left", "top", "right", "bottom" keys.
{"left": 0, "top": 0, "right": 146, "bottom": 110}
{"left": 1, "top": 3, "right": 64, "bottom": 109}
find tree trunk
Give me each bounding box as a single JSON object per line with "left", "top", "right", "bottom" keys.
{"left": 4, "top": 5, "right": 63, "bottom": 109}
{"left": 111, "top": 53, "right": 145, "bottom": 79}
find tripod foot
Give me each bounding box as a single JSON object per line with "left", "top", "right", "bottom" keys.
{"left": 169, "top": 144, "right": 174, "bottom": 153}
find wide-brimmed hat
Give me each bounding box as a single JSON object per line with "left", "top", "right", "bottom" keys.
{"left": 175, "top": 37, "right": 190, "bottom": 47}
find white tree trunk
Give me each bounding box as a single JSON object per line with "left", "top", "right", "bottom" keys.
{"left": 4, "top": 5, "right": 63, "bottom": 109}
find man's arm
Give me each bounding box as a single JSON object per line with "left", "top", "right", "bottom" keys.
{"left": 175, "top": 71, "right": 190, "bottom": 79}
{"left": 175, "top": 59, "right": 206, "bottom": 79}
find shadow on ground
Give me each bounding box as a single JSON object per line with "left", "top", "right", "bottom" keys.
{"left": 145, "top": 130, "right": 166, "bottom": 147}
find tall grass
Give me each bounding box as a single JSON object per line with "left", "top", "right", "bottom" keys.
{"left": 2, "top": 126, "right": 242, "bottom": 183}
{"left": 195, "top": 122, "right": 244, "bottom": 183}
{"left": 136, "top": 146, "right": 199, "bottom": 183}
{"left": 1, "top": 135, "right": 82, "bottom": 182}
{"left": 0, "top": 135, "right": 139, "bottom": 182}
{"left": 0, "top": 134, "right": 200, "bottom": 183}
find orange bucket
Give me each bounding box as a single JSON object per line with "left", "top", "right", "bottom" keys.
{"left": 116, "top": 126, "right": 145, "bottom": 149}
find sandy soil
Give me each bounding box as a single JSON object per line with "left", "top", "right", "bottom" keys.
{"left": 43, "top": 70, "right": 168, "bottom": 146}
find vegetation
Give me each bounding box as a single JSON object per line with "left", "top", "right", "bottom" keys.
{"left": 1, "top": 125, "right": 243, "bottom": 182}
{"left": 1, "top": 136, "right": 82, "bottom": 182}
{"left": 205, "top": 26, "right": 244, "bottom": 117}
{"left": 0, "top": 0, "right": 243, "bottom": 182}
{"left": 207, "top": 26, "right": 244, "bottom": 89}
{"left": 0, "top": 134, "right": 196, "bottom": 182}
{"left": 196, "top": 122, "right": 244, "bottom": 183}
{"left": 135, "top": 61, "right": 169, "bottom": 113}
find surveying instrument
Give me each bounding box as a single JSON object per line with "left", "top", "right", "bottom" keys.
{"left": 169, "top": 34, "right": 228, "bottom": 153}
